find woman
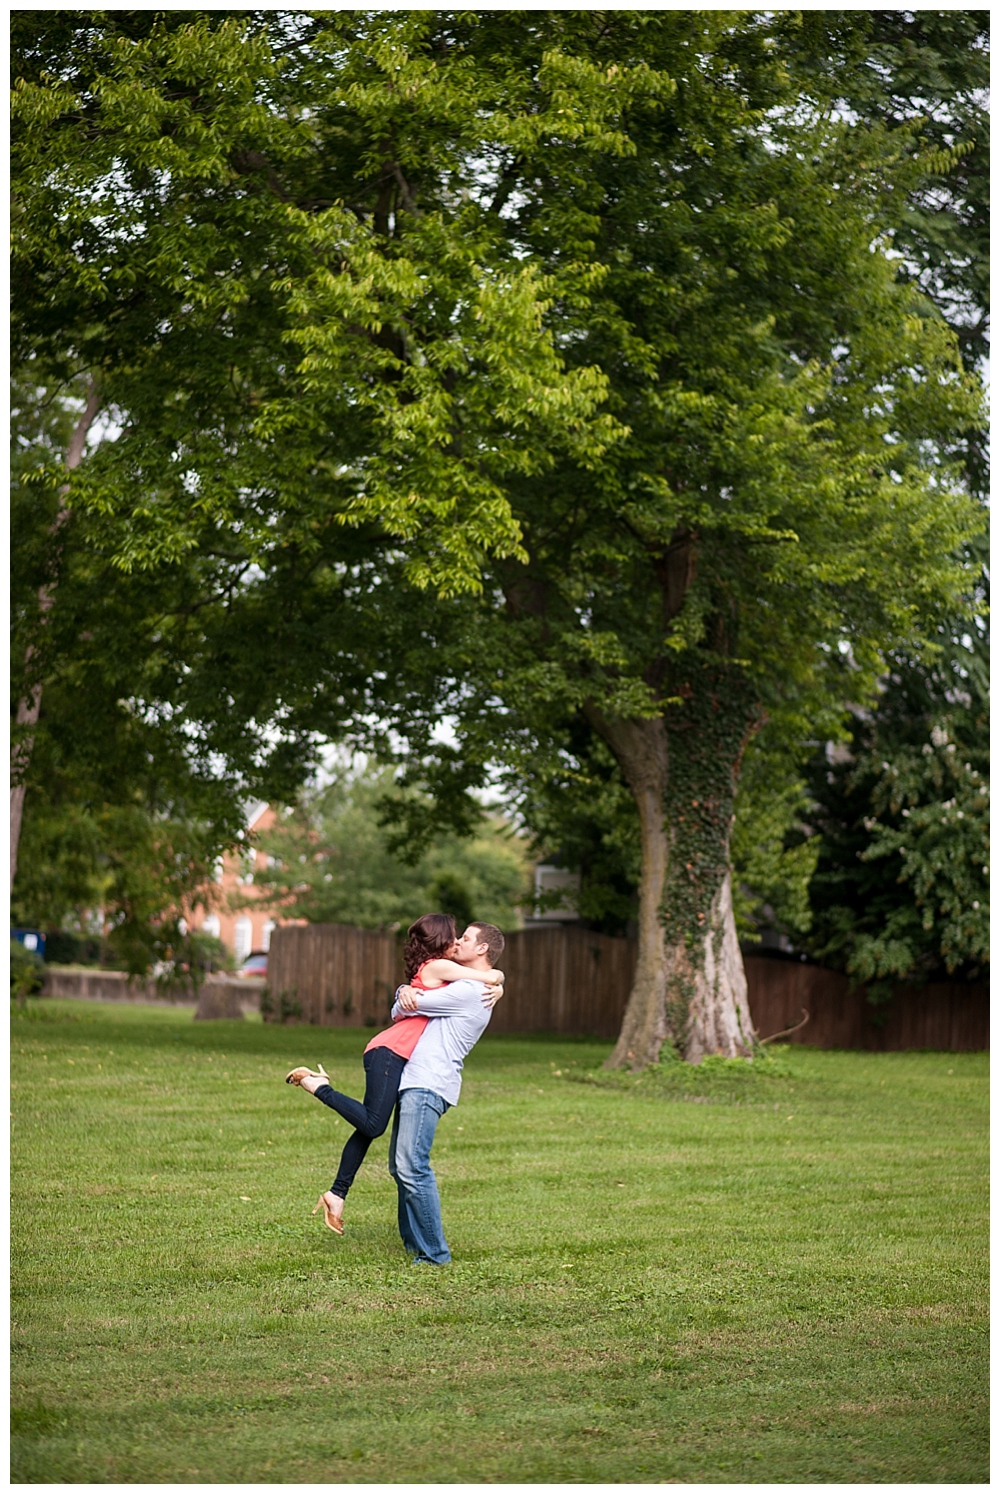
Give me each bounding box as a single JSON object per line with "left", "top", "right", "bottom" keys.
{"left": 285, "top": 912, "right": 504, "bottom": 1233}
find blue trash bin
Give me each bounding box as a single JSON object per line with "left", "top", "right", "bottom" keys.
{"left": 11, "top": 928, "right": 46, "bottom": 958}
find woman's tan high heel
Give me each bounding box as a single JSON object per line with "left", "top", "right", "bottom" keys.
{"left": 312, "top": 1192, "right": 344, "bottom": 1235}
{"left": 285, "top": 1063, "right": 331, "bottom": 1086}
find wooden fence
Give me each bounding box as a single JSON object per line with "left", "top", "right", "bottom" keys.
{"left": 265, "top": 923, "right": 399, "bottom": 1027}
{"left": 262, "top": 923, "right": 988, "bottom": 1052}
{"left": 744, "top": 956, "right": 988, "bottom": 1053}
{"left": 488, "top": 927, "right": 637, "bottom": 1038}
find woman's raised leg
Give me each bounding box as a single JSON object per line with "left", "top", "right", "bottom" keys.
{"left": 311, "top": 1048, "right": 406, "bottom": 1137}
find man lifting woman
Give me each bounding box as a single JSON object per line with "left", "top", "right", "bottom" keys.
{"left": 286, "top": 912, "right": 505, "bottom": 1259}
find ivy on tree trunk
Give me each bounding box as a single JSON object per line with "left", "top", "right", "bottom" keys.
{"left": 590, "top": 663, "right": 763, "bottom": 1067}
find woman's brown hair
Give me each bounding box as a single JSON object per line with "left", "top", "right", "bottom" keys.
{"left": 403, "top": 913, "right": 458, "bottom": 982}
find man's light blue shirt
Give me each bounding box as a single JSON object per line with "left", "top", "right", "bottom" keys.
{"left": 392, "top": 979, "right": 492, "bottom": 1107}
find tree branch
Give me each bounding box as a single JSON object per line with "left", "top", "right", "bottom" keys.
{"left": 489, "top": 157, "right": 522, "bottom": 216}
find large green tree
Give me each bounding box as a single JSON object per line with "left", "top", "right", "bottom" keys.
{"left": 471, "top": 8, "right": 990, "bottom": 995}
{"left": 10, "top": 10, "right": 616, "bottom": 899}
{"left": 12, "top": 14, "right": 986, "bottom": 1060}
{"left": 341, "top": 11, "right": 985, "bottom": 1065}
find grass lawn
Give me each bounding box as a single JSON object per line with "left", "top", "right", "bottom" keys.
{"left": 11, "top": 999, "right": 988, "bottom": 1483}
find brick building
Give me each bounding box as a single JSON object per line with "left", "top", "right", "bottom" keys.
{"left": 187, "top": 802, "right": 303, "bottom": 963}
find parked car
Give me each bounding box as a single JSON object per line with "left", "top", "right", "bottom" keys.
{"left": 236, "top": 951, "right": 268, "bottom": 979}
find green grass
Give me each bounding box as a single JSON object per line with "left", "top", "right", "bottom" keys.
{"left": 11, "top": 999, "right": 988, "bottom": 1483}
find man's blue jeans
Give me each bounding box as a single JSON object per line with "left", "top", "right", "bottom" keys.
{"left": 388, "top": 1087, "right": 451, "bottom": 1265}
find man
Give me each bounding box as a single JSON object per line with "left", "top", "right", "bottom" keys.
{"left": 389, "top": 921, "right": 505, "bottom": 1265}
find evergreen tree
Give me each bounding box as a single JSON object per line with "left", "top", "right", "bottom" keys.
{"left": 806, "top": 536, "right": 989, "bottom": 998}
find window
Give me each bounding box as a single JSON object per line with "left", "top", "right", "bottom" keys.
{"left": 234, "top": 917, "right": 253, "bottom": 964}
{"left": 202, "top": 914, "right": 221, "bottom": 940}
{"left": 533, "top": 865, "right": 581, "bottom": 922}
{"left": 262, "top": 920, "right": 276, "bottom": 951}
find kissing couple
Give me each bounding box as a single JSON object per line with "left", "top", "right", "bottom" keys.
{"left": 286, "top": 912, "right": 505, "bottom": 1264}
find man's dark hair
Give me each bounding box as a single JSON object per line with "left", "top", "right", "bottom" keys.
{"left": 469, "top": 923, "right": 504, "bottom": 964}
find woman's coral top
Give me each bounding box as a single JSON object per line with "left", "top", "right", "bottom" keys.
{"left": 364, "top": 964, "right": 433, "bottom": 1058}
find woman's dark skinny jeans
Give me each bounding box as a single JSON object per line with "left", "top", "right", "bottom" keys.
{"left": 313, "top": 1046, "right": 407, "bottom": 1200}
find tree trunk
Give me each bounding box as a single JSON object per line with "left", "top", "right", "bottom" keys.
{"left": 664, "top": 867, "right": 756, "bottom": 1063}
{"left": 586, "top": 713, "right": 671, "bottom": 1069}
{"left": 589, "top": 665, "right": 762, "bottom": 1068}
{"left": 10, "top": 696, "right": 41, "bottom": 896}
{"left": 10, "top": 383, "right": 101, "bottom": 893}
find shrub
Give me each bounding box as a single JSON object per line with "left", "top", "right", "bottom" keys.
{"left": 11, "top": 940, "right": 45, "bottom": 1005}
